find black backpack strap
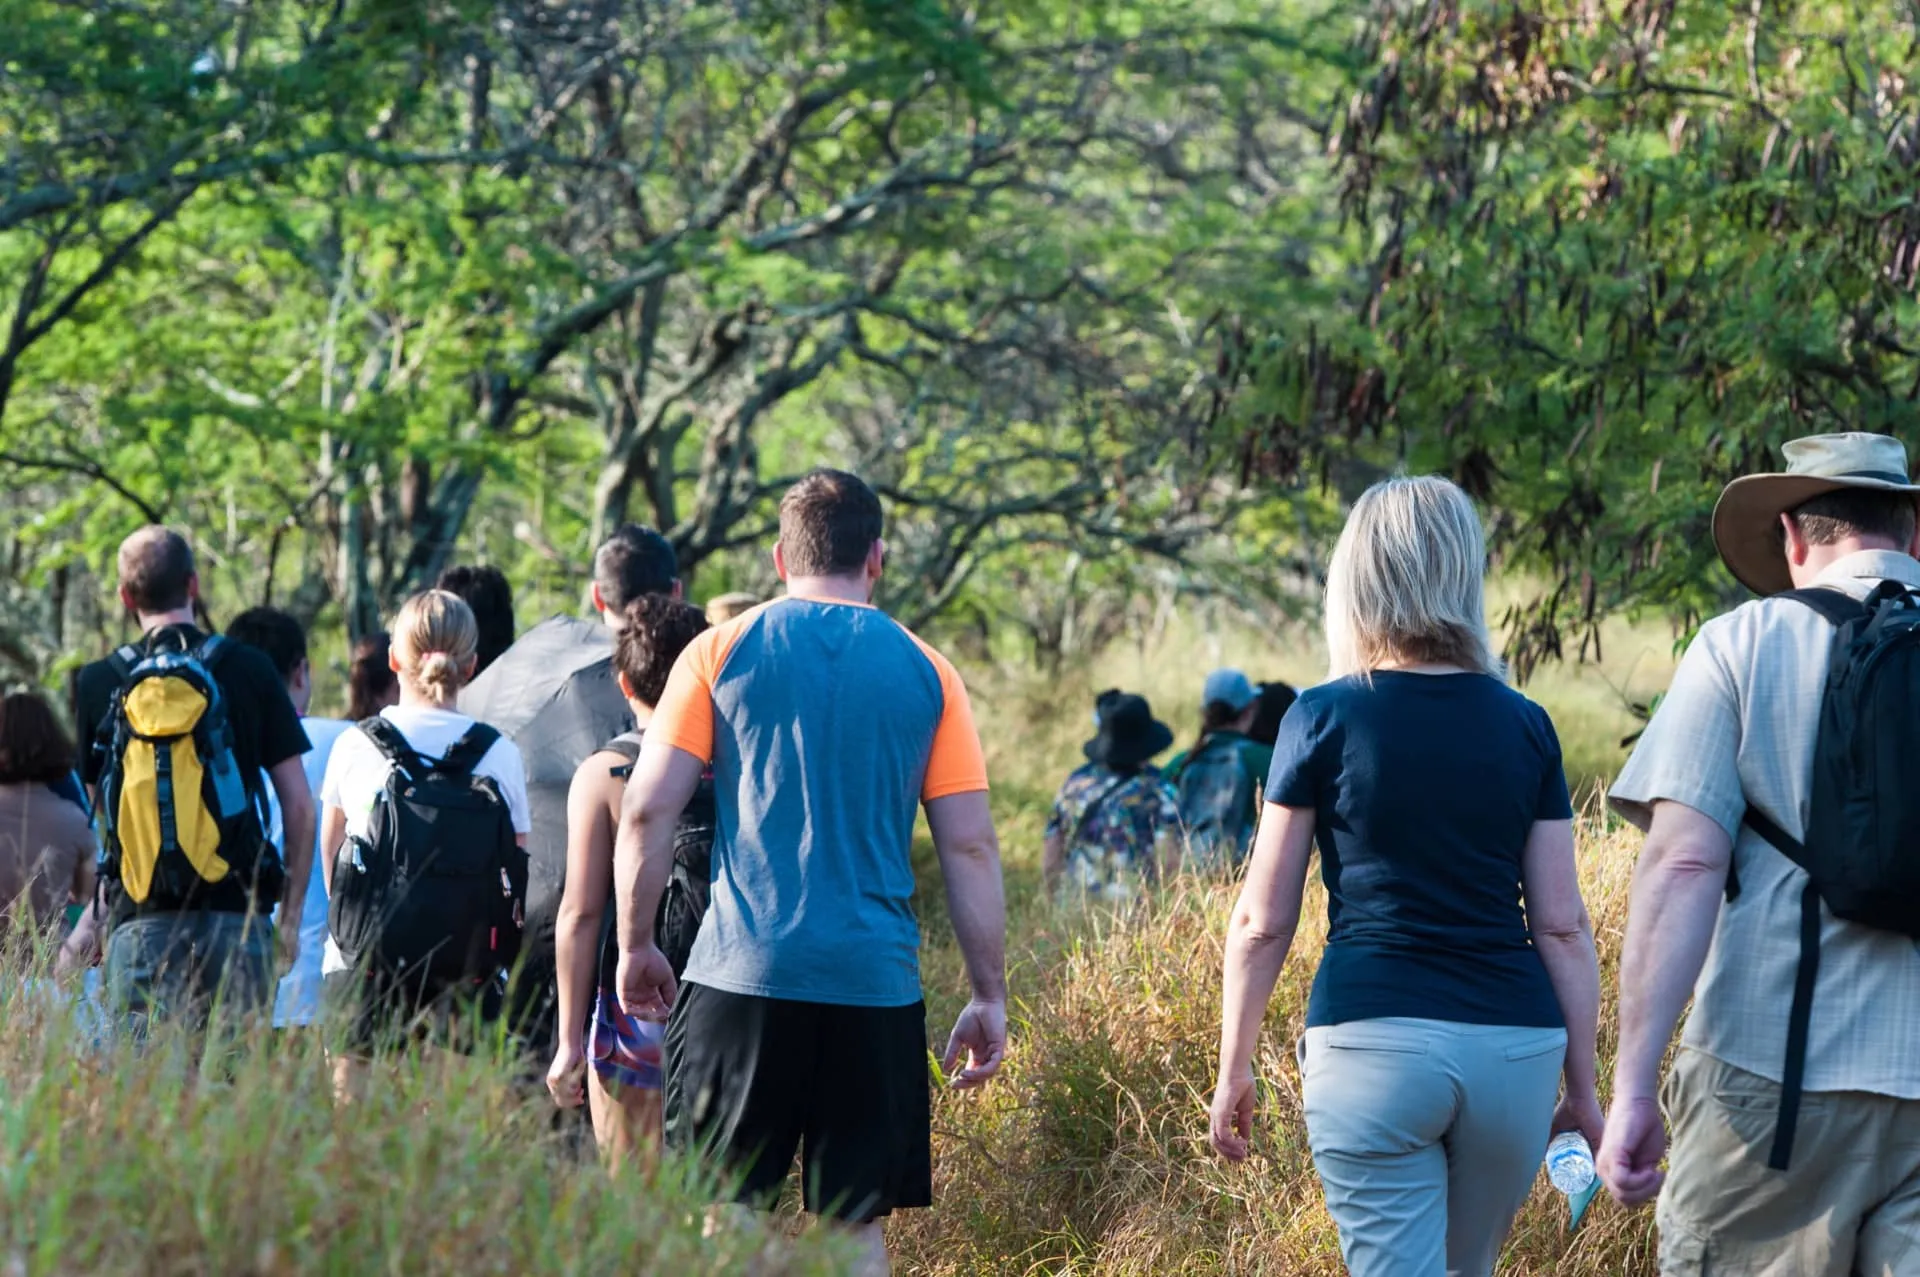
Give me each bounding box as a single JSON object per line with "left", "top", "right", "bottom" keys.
{"left": 193, "top": 632, "right": 233, "bottom": 670}
{"left": 604, "top": 735, "right": 643, "bottom": 780}
{"left": 105, "top": 644, "right": 142, "bottom": 683}
{"left": 356, "top": 716, "right": 426, "bottom": 781}
{"left": 436, "top": 724, "right": 501, "bottom": 778}
{"left": 1770, "top": 880, "right": 1824, "bottom": 1171}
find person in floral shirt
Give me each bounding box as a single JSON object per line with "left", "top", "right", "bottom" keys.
{"left": 1043, "top": 691, "right": 1183, "bottom": 900}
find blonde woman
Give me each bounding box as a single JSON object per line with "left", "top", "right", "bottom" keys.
{"left": 1208, "top": 477, "right": 1602, "bottom": 1277}
{"left": 319, "top": 591, "right": 531, "bottom": 1099}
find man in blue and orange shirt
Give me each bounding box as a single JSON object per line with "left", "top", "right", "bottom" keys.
{"left": 612, "top": 468, "right": 1007, "bottom": 1274}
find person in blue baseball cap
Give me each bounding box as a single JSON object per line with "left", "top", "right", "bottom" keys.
{"left": 1165, "top": 669, "right": 1274, "bottom": 870}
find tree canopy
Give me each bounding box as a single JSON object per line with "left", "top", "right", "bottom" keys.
{"left": 3, "top": 0, "right": 1916, "bottom": 681}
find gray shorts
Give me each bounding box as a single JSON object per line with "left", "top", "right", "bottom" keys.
{"left": 104, "top": 910, "right": 275, "bottom": 1039}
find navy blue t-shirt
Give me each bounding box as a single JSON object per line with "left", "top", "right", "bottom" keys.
{"left": 1267, "top": 671, "right": 1572, "bottom": 1029}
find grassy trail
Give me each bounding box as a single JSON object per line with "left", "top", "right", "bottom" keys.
{"left": 0, "top": 616, "right": 1676, "bottom": 1273}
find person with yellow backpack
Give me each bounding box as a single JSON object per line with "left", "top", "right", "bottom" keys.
{"left": 70, "top": 528, "right": 314, "bottom": 1037}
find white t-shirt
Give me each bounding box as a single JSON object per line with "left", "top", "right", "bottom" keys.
{"left": 269, "top": 717, "right": 352, "bottom": 1028}
{"left": 318, "top": 705, "right": 531, "bottom": 975}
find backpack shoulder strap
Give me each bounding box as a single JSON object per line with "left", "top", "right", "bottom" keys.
{"left": 604, "top": 733, "right": 643, "bottom": 779}
{"left": 1775, "top": 587, "right": 1872, "bottom": 627}
{"left": 193, "top": 633, "right": 232, "bottom": 668}
{"left": 437, "top": 724, "right": 501, "bottom": 778}
{"left": 105, "top": 644, "right": 142, "bottom": 683}
{"left": 356, "top": 716, "right": 425, "bottom": 780}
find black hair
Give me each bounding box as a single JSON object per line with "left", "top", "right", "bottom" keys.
{"left": 594, "top": 525, "right": 679, "bottom": 613}
{"left": 435, "top": 564, "right": 515, "bottom": 675}
{"left": 226, "top": 606, "right": 309, "bottom": 683}
{"left": 613, "top": 596, "right": 711, "bottom": 708}
{"left": 1246, "top": 681, "right": 1299, "bottom": 748}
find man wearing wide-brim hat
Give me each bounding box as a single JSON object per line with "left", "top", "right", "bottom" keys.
{"left": 1602, "top": 432, "right": 1920, "bottom": 1275}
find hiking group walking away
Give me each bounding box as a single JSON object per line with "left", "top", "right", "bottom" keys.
{"left": 15, "top": 434, "right": 1920, "bottom": 1275}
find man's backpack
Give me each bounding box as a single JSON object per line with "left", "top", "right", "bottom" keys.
{"left": 96, "top": 632, "right": 280, "bottom": 915}
{"left": 604, "top": 733, "right": 715, "bottom": 979}
{"left": 328, "top": 718, "right": 529, "bottom": 987}
{"left": 1742, "top": 580, "right": 1920, "bottom": 1171}
{"left": 1171, "top": 736, "right": 1259, "bottom": 871}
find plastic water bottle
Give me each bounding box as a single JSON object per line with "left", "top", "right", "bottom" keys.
{"left": 1544, "top": 1131, "right": 1597, "bottom": 1195}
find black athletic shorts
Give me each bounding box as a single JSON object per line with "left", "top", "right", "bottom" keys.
{"left": 663, "top": 982, "right": 933, "bottom": 1222}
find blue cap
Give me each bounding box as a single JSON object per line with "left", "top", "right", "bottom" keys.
{"left": 1202, "top": 668, "right": 1257, "bottom": 713}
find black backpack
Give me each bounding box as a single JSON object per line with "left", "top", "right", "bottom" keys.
{"left": 95, "top": 631, "right": 281, "bottom": 917}
{"left": 1740, "top": 580, "right": 1920, "bottom": 1170}
{"left": 603, "top": 734, "right": 715, "bottom": 979}
{"left": 328, "top": 718, "right": 529, "bottom": 987}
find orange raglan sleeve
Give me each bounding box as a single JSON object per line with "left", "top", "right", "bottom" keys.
{"left": 910, "top": 636, "right": 990, "bottom": 802}
{"left": 646, "top": 625, "right": 730, "bottom": 763}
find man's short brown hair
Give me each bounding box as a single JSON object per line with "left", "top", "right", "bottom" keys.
{"left": 778, "top": 469, "right": 883, "bottom": 578}
{"left": 1787, "top": 488, "right": 1919, "bottom": 549}
{"left": 117, "top": 526, "right": 196, "bottom": 614}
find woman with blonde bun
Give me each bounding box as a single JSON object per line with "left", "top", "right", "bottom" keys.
{"left": 318, "top": 590, "right": 532, "bottom": 1100}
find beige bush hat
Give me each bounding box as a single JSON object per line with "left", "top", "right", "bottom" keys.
{"left": 1712, "top": 432, "right": 1920, "bottom": 596}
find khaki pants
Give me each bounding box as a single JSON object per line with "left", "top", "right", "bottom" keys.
{"left": 1301, "top": 1017, "right": 1568, "bottom": 1277}
{"left": 1659, "top": 1048, "right": 1920, "bottom": 1276}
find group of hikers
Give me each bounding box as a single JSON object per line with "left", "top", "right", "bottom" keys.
{"left": 3, "top": 435, "right": 1920, "bottom": 1276}
{"left": 1044, "top": 669, "right": 1295, "bottom": 900}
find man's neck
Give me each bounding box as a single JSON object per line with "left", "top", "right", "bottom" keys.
{"left": 1793, "top": 537, "right": 1910, "bottom": 587}
{"left": 784, "top": 575, "right": 873, "bottom": 606}
{"left": 135, "top": 607, "right": 197, "bottom": 634}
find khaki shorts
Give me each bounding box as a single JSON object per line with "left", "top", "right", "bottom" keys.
{"left": 1659, "top": 1048, "right": 1920, "bottom": 1276}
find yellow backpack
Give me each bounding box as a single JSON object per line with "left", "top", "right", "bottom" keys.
{"left": 97, "top": 633, "right": 279, "bottom": 912}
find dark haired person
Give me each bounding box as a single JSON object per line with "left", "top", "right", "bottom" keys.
{"left": 1604, "top": 434, "right": 1920, "bottom": 1273}
{"left": 435, "top": 564, "right": 516, "bottom": 676}
{"left": 70, "top": 528, "right": 312, "bottom": 1031}
{"left": 1246, "top": 679, "right": 1299, "bottom": 749}
{"left": 547, "top": 594, "right": 711, "bottom": 1169}
{"left": 225, "top": 606, "right": 353, "bottom": 1030}
{"left": 347, "top": 634, "right": 400, "bottom": 721}
{"left": 0, "top": 691, "right": 97, "bottom": 956}
{"left": 1165, "top": 668, "right": 1274, "bottom": 870}
{"left": 462, "top": 523, "right": 682, "bottom": 1055}
{"left": 613, "top": 468, "right": 1007, "bottom": 1277}
{"left": 1043, "top": 691, "right": 1182, "bottom": 900}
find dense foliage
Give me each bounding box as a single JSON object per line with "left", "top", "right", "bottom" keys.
{"left": 4, "top": 0, "right": 1918, "bottom": 682}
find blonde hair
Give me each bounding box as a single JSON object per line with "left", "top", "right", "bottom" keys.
{"left": 391, "top": 589, "right": 479, "bottom": 700}
{"left": 1324, "top": 475, "right": 1503, "bottom": 680}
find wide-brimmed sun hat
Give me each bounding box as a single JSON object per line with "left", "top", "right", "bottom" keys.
{"left": 1712, "top": 432, "right": 1920, "bottom": 596}
{"left": 1083, "top": 692, "right": 1176, "bottom": 770}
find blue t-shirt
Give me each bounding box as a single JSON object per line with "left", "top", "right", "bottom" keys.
{"left": 649, "top": 598, "right": 990, "bottom": 1008}
{"left": 1267, "top": 671, "right": 1572, "bottom": 1029}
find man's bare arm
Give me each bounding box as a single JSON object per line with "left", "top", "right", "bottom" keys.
{"left": 1613, "top": 801, "right": 1732, "bottom": 1102}
{"left": 926, "top": 790, "right": 1007, "bottom": 1003}
{"left": 926, "top": 790, "right": 1008, "bottom": 1088}
{"left": 612, "top": 742, "right": 705, "bottom": 955}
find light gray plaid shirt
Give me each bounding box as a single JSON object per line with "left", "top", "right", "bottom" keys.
{"left": 1611, "top": 549, "right": 1920, "bottom": 1098}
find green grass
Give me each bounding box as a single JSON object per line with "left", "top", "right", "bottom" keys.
{"left": 0, "top": 613, "right": 1676, "bottom": 1273}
